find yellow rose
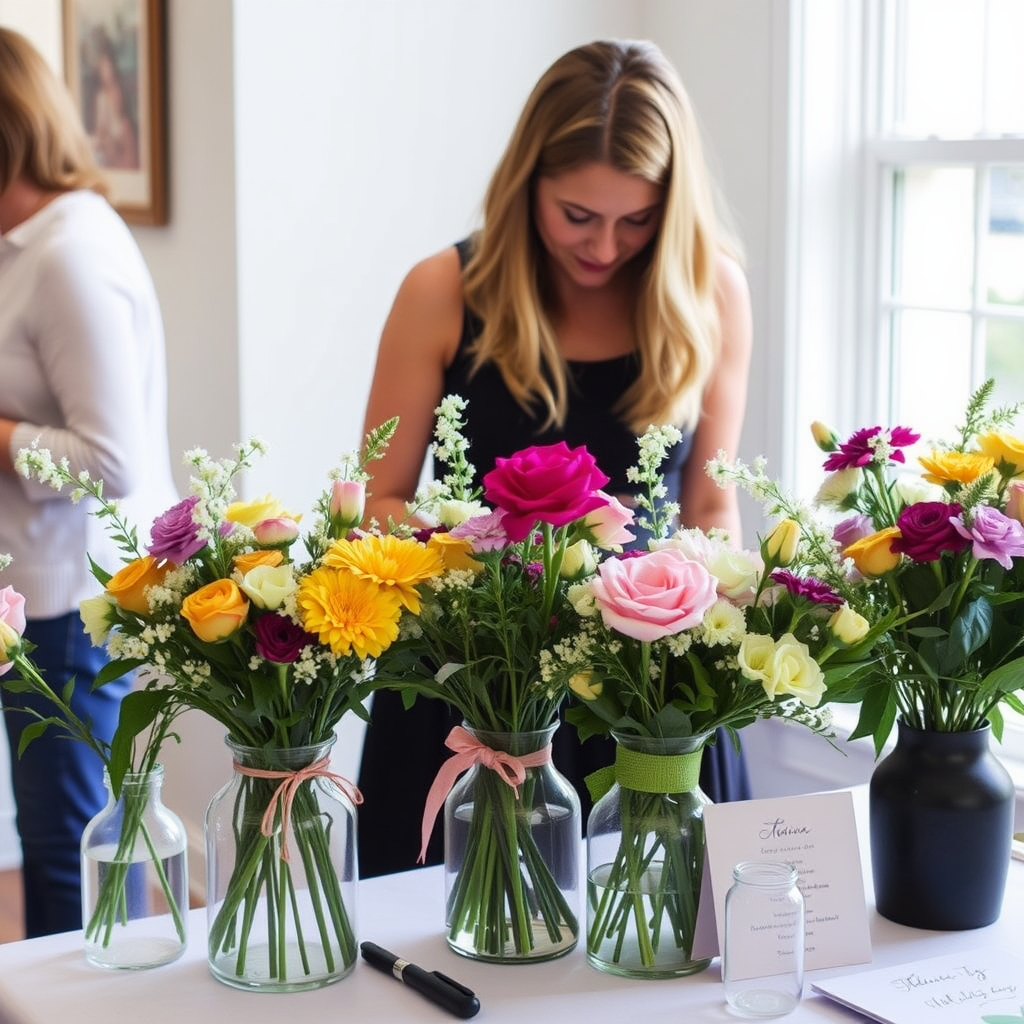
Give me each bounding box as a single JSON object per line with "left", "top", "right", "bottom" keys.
{"left": 233, "top": 549, "right": 284, "bottom": 574}
{"left": 918, "top": 450, "right": 994, "bottom": 486}
{"left": 0, "top": 620, "right": 20, "bottom": 664}
{"left": 760, "top": 633, "right": 826, "bottom": 707}
{"left": 226, "top": 494, "right": 298, "bottom": 529}
{"left": 569, "top": 672, "right": 603, "bottom": 701}
{"left": 106, "top": 556, "right": 171, "bottom": 615}
{"left": 238, "top": 564, "right": 297, "bottom": 610}
{"left": 761, "top": 518, "right": 800, "bottom": 568}
{"left": 843, "top": 527, "right": 902, "bottom": 577}
{"left": 181, "top": 579, "right": 250, "bottom": 642}
{"left": 977, "top": 432, "right": 1024, "bottom": 477}
{"left": 426, "top": 532, "right": 483, "bottom": 572}
{"left": 828, "top": 604, "right": 869, "bottom": 646}
{"left": 560, "top": 540, "right": 597, "bottom": 579}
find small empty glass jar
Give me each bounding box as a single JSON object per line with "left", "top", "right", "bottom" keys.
{"left": 723, "top": 861, "right": 804, "bottom": 1018}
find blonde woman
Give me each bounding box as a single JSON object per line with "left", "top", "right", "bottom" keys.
{"left": 0, "top": 28, "right": 176, "bottom": 935}
{"left": 359, "top": 39, "right": 753, "bottom": 876}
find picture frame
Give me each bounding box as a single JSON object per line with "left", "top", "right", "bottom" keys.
{"left": 62, "top": 0, "right": 168, "bottom": 225}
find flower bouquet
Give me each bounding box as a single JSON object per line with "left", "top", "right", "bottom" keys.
{"left": 804, "top": 380, "right": 1024, "bottom": 929}
{"left": 373, "top": 395, "right": 636, "bottom": 962}
{"left": 808, "top": 379, "right": 1024, "bottom": 748}
{"left": 0, "top": 554, "right": 188, "bottom": 969}
{"left": 546, "top": 431, "right": 879, "bottom": 977}
{"left": 17, "top": 420, "right": 436, "bottom": 990}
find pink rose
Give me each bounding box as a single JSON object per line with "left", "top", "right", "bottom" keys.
{"left": 1006, "top": 481, "right": 1024, "bottom": 526}
{"left": 482, "top": 442, "right": 610, "bottom": 543}
{"left": 0, "top": 586, "right": 27, "bottom": 677}
{"left": 252, "top": 517, "right": 301, "bottom": 546}
{"left": 329, "top": 480, "right": 365, "bottom": 532}
{"left": 582, "top": 491, "right": 636, "bottom": 549}
{"left": 591, "top": 548, "right": 719, "bottom": 642}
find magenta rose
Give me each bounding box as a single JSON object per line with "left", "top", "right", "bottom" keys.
{"left": 482, "top": 442, "right": 610, "bottom": 543}
{"left": 590, "top": 548, "right": 719, "bottom": 642}
{"left": 891, "top": 501, "right": 970, "bottom": 563}
{"left": 952, "top": 505, "right": 1024, "bottom": 570}
{"left": 253, "top": 613, "right": 315, "bottom": 663}
{"left": 148, "top": 496, "right": 206, "bottom": 564}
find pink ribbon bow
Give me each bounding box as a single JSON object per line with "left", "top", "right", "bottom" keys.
{"left": 234, "top": 756, "right": 364, "bottom": 862}
{"left": 418, "top": 725, "right": 552, "bottom": 863}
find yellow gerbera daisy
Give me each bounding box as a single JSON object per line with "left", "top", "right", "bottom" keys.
{"left": 323, "top": 535, "right": 444, "bottom": 613}
{"left": 918, "top": 450, "right": 994, "bottom": 486}
{"left": 297, "top": 565, "right": 403, "bottom": 659}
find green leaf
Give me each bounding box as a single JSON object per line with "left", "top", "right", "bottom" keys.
{"left": 16, "top": 719, "right": 54, "bottom": 758}
{"left": 108, "top": 689, "right": 173, "bottom": 796}
{"left": 942, "top": 597, "right": 992, "bottom": 672}
{"left": 94, "top": 658, "right": 143, "bottom": 688}
{"left": 981, "top": 654, "right": 1024, "bottom": 696}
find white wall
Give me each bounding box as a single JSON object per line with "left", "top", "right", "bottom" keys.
{"left": 0, "top": 0, "right": 803, "bottom": 877}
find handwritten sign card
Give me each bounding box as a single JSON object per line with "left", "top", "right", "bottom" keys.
{"left": 812, "top": 948, "right": 1024, "bottom": 1023}
{"left": 702, "top": 790, "right": 872, "bottom": 970}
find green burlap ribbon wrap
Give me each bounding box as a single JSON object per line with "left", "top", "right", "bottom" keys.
{"left": 585, "top": 744, "right": 702, "bottom": 803}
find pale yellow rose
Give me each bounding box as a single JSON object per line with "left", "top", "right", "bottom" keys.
{"left": 225, "top": 494, "right": 298, "bottom": 529}
{"left": 239, "top": 564, "right": 297, "bottom": 610}
{"left": 569, "top": 671, "right": 603, "bottom": 701}
{"left": 814, "top": 468, "right": 861, "bottom": 508}
{"left": 560, "top": 540, "right": 597, "bottom": 579}
{"left": 892, "top": 473, "right": 945, "bottom": 506}
{"left": 0, "top": 620, "right": 20, "bottom": 663}
{"left": 737, "top": 633, "right": 776, "bottom": 683}
{"left": 106, "top": 556, "right": 171, "bottom": 615}
{"left": 760, "top": 633, "right": 826, "bottom": 707}
{"left": 79, "top": 594, "right": 118, "bottom": 646}
{"left": 828, "top": 603, "right": 869, "bottom": 645}
{"left": 843, "top": 527, "right": 902, "bottom": 577}
{"left": 707, "top": 547, "right": 761, "bottom": 604}
{"left": 436, "top": 498, "right": 485, "bottom": 529}
{"left": 567, "top": 581, "right": 598, "bottom": 617}
{"left": 977, "top": 431, "right": 1024, "bottom": 477}
{"left": 918, "top": 450, "right": 994, "bottom": 486}
{"left": 181, "top": 579, "right": 249, "bottom": 642}
{"left": 233, "top": 549, "right": 284, "bottom": 574}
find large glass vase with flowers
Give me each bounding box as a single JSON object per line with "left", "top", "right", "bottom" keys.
{"left": 806, "top": 380, "right": 1024, "bottom": 929}
{"left": 16, "top": 420, "right": 438, "bottom": 990}
{"left": 373, "top": 396, "right": 636, "bottom": 963}
{"left": 548, "top": 429, "right": 879, "bottom": 978}
{"left": 0, "top": 556, "right": 188, "bottom": 970}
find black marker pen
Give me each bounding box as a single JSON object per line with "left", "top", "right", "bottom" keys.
{"left": 360, "top": 941, "right": 481, "bottom": 1019}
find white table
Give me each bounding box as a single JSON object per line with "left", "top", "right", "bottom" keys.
{"left": 0, "top": 790, "right": 1020, "bottom": 1024}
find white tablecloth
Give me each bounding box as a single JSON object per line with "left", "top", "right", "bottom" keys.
{"left": 0, "top": 788, "right": 1020, "bottom": 1024}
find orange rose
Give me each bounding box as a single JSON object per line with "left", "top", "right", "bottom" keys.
{"left": 180, "top": 579, "right": 249, "bottom": 642}
{"left": 106, "top": 556, "right": 171, "bottom": 615}
{"left": 918, "top": 450, "right": 994, "bottom": 486}
{"left": 843, "top": 527, "right": 902, "bottom": 577}
{"left": 233, "top": 549, "right": 284, "bottom": 574}
{"left": 426, "top": 533, "right": 483, "bottom": 572}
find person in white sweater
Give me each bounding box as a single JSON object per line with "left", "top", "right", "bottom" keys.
{"left": 0, "top": 26, "right": 177, "bottom": 937}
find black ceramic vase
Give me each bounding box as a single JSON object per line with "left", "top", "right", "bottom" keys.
{"left": 869, "top": 721, "right": 1015, "bottom": 930}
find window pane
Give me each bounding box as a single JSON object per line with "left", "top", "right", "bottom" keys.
{"left": 893, "top": 168, "right": 974, "bottom": 308}
{"left": 984, "top": 317, "right": 1024, "bottom": 408}
{"left": 985, "top": 0, "right": 1024, "bottom": 134}
{"left": 891, "top": 310, "right": 972, "bottom": 440}
{"left": 984, "top": 167, "right": 1024, "bottom": 306}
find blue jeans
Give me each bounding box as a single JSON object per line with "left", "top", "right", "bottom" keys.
{"left": 2, "top": 613, "right": 129, "bottom": 937}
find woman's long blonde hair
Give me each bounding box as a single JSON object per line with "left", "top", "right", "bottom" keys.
{"left": 463, "top": 39, "right": 738, "bottom": 434}
{"left": 0, "top": 27, "right": 108, "bottom": 196}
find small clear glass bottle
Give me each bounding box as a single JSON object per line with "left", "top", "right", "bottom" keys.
{"left": 723, "top": 861, "right": 804, "bottom": 1018}
{"left": 80, "top": 764, "right": 189, "bottom": 969}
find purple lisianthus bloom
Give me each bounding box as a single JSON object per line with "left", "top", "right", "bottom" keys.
{"left": 253, "top": 613, "right": 314, "bottom": 663}
{"left": 450, "top": 509, "right": 508, "bottom": 552}
{"left": 951, "top": 505, "right": 1024, "bottom": 570}
{"left": 823, "top": 426, "right": 920, "bottom": 472}
{"left": 148, "top": 496, "right": 206, "bottom": 564}
{"left": 770, "top": 569, "right": 844, "bottom": 606}
{"left": 891, "top": 501, "right": 970, "bottom": 563}
{"left": 833, "top": 513, "right": 875, "bottom": 551}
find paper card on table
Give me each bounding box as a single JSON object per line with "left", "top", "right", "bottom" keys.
{"left": 702, "top": 790, "right": 871, "bottom": 972}
{"left": 812, "top": 947, "right": 1024, "bottom": 1024}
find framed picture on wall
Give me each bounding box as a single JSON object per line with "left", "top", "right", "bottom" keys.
{"left": 62, "top": 0, "right": 167, "bottom": 225}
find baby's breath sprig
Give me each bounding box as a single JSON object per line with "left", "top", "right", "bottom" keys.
{"left": 430, "top": 394, "right": 479, "bottom": 504}
{"left": 625, "top": 424, "right": 683, "bottom": 541}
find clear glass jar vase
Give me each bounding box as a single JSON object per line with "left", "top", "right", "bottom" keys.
{"left": 205, "top": 737, "right": 358, "bottom": 991}
{"left": 585, "top": 732, "right": 711, "bottom": 979}
{"left": 444, "top": 723, "right": 580, "bottom": 962}
{"left": 80, "top": 763, "right": 189, "bottom": 969}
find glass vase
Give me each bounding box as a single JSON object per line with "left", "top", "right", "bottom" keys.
{"left": 80, "top": 763, "right": 188, "bottom": 969}
{"left": 444, "top": 723, "right": 580, "bottom": 962}
{"left": 870, "top": 720, "right": 1014, "bottom": 930}
{"left": 585, "top": 732, "right": 712, "bottom": 979}
{"left": 205, "top": 737, "right": 358, "bottom": 991}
